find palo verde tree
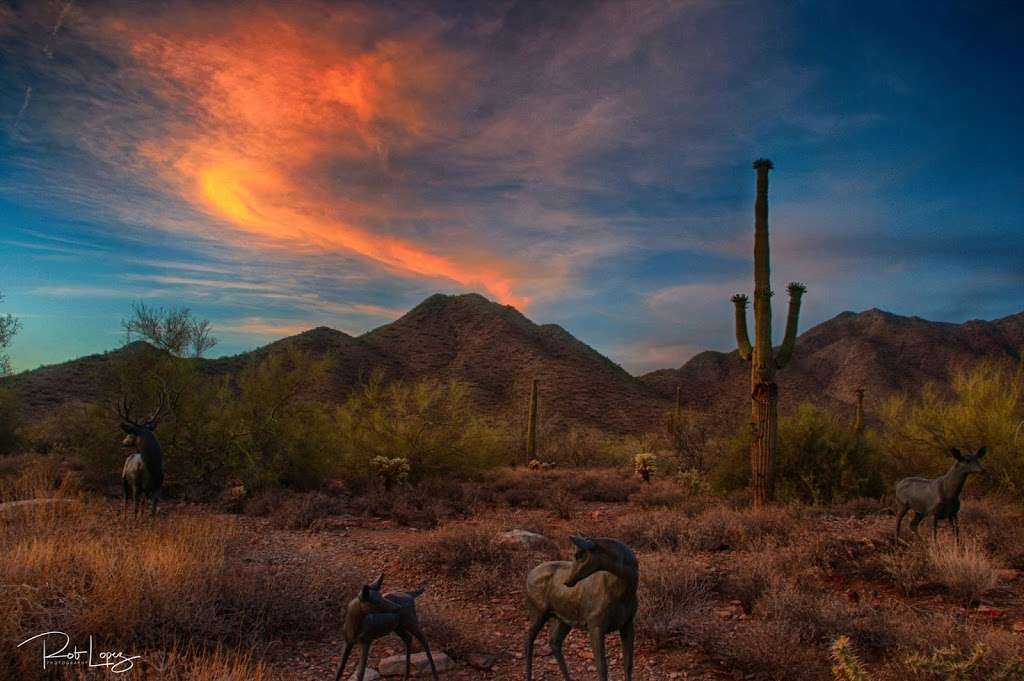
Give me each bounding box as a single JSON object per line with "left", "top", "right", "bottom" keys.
{"left": 122, "top": 301, "right": 217, "bottom": 359}
{"left": 731, "top": 159, "right": 806, "bottom": 507}
{"left": 0, "top": 291, "right": 21, "bottom": 376}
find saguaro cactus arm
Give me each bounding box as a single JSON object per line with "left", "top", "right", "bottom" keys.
{"left": 731, "top": 294, "right": 753, "bottom": 361}
{"left": 774, "top": 282, "right": 806, "bottom": 369}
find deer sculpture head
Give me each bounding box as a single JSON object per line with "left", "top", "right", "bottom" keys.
{"left": 564, "top": 535, "right": 638, "bottom": 588}
{"left": 949, "top": 446, "right": 987, "bottom": 476}
{"left": 116, "top": 394, "right": 166, "bottom": 447}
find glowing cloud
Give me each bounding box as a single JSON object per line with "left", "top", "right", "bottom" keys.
{"left": 116, "top": 7, "right": 529, "bottom": 308}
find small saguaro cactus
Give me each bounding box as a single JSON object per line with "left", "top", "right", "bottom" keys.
{"left": 634, "top": 452, "right": 656, "bottom": 483}
{"left": 732, "top": 159, "right": 806, "bottom": 507}
{"left": 673, "top": 385, "right": 683, "bottom": 435}
{"left": 853, "top": 387, "right": 865, "bottom": 435}
{"left": 526, "top": 378, "right": 539, "bottom": 463}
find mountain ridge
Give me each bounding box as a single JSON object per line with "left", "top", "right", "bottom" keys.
{"left": 7, "top": 294, "right": 1022, "bottom": 434}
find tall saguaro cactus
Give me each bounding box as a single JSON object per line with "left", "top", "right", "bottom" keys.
{"left": 853, "top": 387, "right": 865, "bottom": 435}
{"left": 526, "top": 378, "right": 539, "bottom": 462}
{"left": 732, "top": 159, "right": 806, "bottom": 507}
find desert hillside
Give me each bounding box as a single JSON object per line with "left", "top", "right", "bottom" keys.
{"left": 7, "top": 295, "right": 1022, "bottom": 434}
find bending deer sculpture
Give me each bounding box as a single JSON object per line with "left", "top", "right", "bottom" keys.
{"left": 525, "top": 535, "right": 638, "bottom": 681}
{"left": 117, "top": 394, "right": 166, "bottom": 518}
{"left": 895, "top": 446, "right": 987, "bottom": 543}
{"left": 334, "top": 574, "right": 439, "bottom": 681}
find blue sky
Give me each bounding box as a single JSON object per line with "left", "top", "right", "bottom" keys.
{"left": 1, "top": 0, "right": 1021, "bottom": 374}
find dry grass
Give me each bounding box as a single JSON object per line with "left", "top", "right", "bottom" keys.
{"left": 925, "top": 537, "right": 999, "bottom": 605}
{"left": 0, "top": 466, "right": 357, "bottom": 677}
{"left": 418, "top": 601, "right": 495, "bottom": 661}
{"left": 637, "top": 553, "right": 716, "bottom": 646}
{"left": 407, "top": 519, "right": 557, "bottom": 593}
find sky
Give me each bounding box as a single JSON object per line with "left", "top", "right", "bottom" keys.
{"left": 1, "top": 0, "right": 1022, "bottom": 375}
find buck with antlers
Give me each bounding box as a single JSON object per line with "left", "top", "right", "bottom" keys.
{"left": 117, "top": 393, "right": 167, "bottom": 518}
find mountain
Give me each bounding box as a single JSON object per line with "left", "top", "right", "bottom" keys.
{"left": 7, "top": 295, "right": 1023, "bottom": 435}
{"left": 641, "top": 308, "right": 1024, "bottom": 424}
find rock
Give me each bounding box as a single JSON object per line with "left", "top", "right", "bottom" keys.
{"left": 1012, "top": 620, "right": 1024, "bottom": 633}
{"left": 466, "top": 653, "right": 496, "bottom": 671}
{"left": 379, "top": 652, "right": 453, "bottom": 676}
{"left": 349, "top": 669, "right": 380, "bottom": 681}
{"left": 499, "top": 529, "right": 547, "bottom": 547}
{"left": 0, "top": 498, "right": 78, "bottom": 512}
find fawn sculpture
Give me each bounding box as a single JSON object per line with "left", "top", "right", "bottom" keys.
{"left": 117, "top": 393, "right": 167, "bottom": 518}
{"left": 524, "top": 536, "right": 638, "bottom": 681}
{"left": 334, "top": 574, "right": 439, "bottom": 681}
{"left": 895, "top": 447, "right": 987, "bottom": 543}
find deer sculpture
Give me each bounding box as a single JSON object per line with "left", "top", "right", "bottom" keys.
{"left": 524, "top": 535, "right": 638, "bottom": 681}
{"left": 117, "top": 393, "right": 167, "bottom": 519}
{"left": 895, "top": 447, "right": 987, "bottom": 543}
{"left": 334, "top": 574, "right": 439, "bottom": 681}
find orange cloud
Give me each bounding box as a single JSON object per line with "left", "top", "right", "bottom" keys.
{"left": 116, "top": 7, "right": 529, "bottom": 308}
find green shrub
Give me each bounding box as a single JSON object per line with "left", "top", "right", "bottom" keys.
{"left": 333, "top": 372, "right": 512, "bottom": 482}
{"left": 711, "top": 402, "right": 883, "bottom": 503}
{"left": 880, "top": 359, "right": 1024, "bottom": 494}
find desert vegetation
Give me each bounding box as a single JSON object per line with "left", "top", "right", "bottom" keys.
{"left": 1, "top": 213, "right": 1022, "bottom": 679}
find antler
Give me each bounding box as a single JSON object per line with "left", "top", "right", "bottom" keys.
{"left": 116, "top": 395, "right": 136, "bottom": 425}
{"left": 144, "top": 387, "right": 169, "bottom": 429}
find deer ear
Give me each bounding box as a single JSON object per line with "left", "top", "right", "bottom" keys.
{"left": 360, "top": 585, "right": 371, "bottom": 600}
{"left": 570, "top": 535, "right": 596, "bottom": 551}
{"left": 120, "top": 422, "right": 134, "bottom": 434}
{"left": 949, "top": 448, "right": 965, "bottom": 462}
{"left": 370, "top": 573, "right": 384, "bottom": 590}
{"left": 976, "top": 446, "right": 987, "bottom": 459}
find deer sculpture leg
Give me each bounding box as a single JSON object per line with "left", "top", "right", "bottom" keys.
{"left": 895, "top": 504, "right": 909, "bottom": 543}
{"left": 932, "top": 514, "right": 940, "bottom": 542}
{"left": 549, "top": 619, "right": 572, "bottom": 681}
{"left": 398, "top": 629, "right": 412, "bottom": 681}
{"left": 524, "top": 610, "right": 549, "bottom": 681}
{"left": 952, "top": 514, "right": 961, "bottom": 543}
{"left": 588, "top": 626, "right": 608, "bottom": 681}
{"left": 356, "top": 640, "right": 372, "bottom": 681}
{"left": 620, "top": 619, "right": 635, "bottom": 681}
{"left": 909, "top": 512, "right": 924, "bottom": 538}
{"left": 407, "top": 625, "right": 439, "bottom": 681}
{"left": 334, "top": 642, "right": 354, "bottom": 681}
{"left": 151, "top": 490, "right": 160, "bottom": 518}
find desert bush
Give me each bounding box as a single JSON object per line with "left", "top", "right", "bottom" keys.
{"left": 409, "top": 521, "right": 555, "bottom": 593}
{"left": 535, "top": 426, "right": 633, "bottom": 468}
{"left": 880, "top": 359, "right": 1024, "bottom": 494}
{"left": 334, "top": 372, "right": 512, "bottom": 482}
{"left": 710, "top": 402, "right": 884, "bottom": 503}
{"left": 631, "top": 480, "right": 688, "bottom": 509}
{"left": 562, "top": 470, "right": 639, "bottom": 502}
{"left": 269, "top": 491, "right": 344, "bottom": 530}
{"left": 684, "top": 504, "right": 800, "bottom": 552}
{"left": 882, "top": 544, "right": 931, "bottom": 595}
{"left": 637, "top": 553, "right": 716, "bottom": 646}
{"left": 689, "top": 617, "right": 830, "bottom": 680}
{"left": 756, "top": 581, "right": 894, "bottom": 652}
{"left": 612, "top": 509, "right": 687, "bottom": 551}
{"left": 925, "top": 538, "right": 999, "bottom": 605}
{"left": 418, "top": 602, "right": 494, "bottom": 661}
{"left": 959, "top": 496, "right": 1024, "bottom": 565}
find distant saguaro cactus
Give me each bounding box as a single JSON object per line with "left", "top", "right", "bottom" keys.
{"left": 673, "top": 385, "right": 683, "bottom": 434}
{"left": 853, "top": 387, "right": 865, "bottom": 435}
{"left": 732, "top": 159, "right": 806, "bottom": 507}
{"left": 526, "top": 378, "right": 539, "bottom": 463}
